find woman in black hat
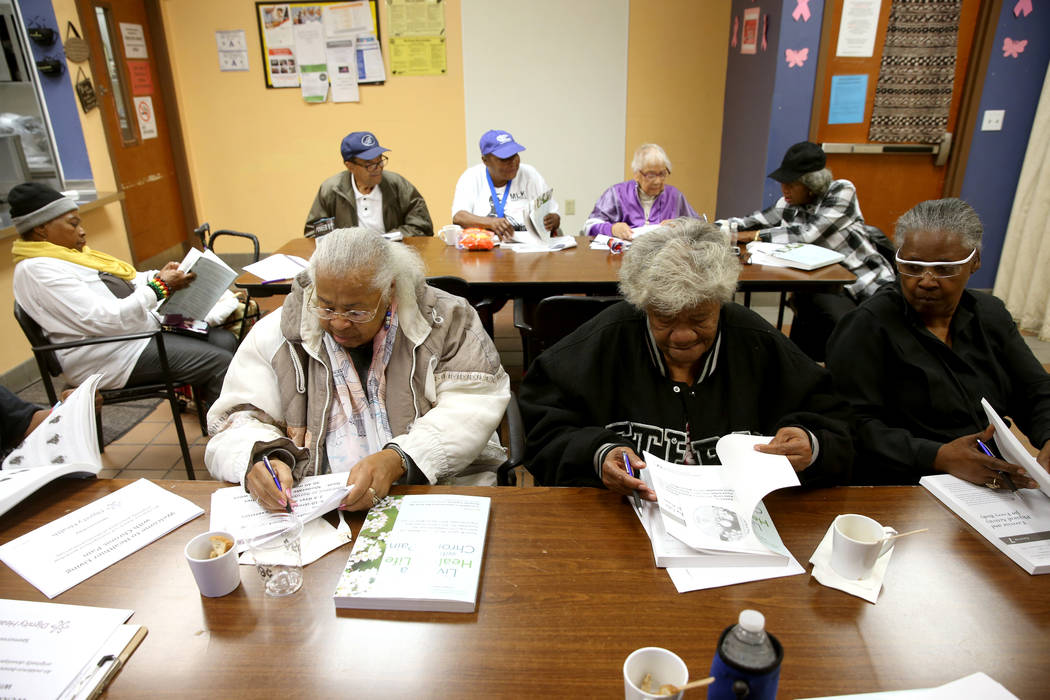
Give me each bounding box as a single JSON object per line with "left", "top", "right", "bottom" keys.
{"left": 719, "top": 141, "right": 894, "bottom": 361}
{"left": 9, "top": 182, "right": 235, "bottom": 403}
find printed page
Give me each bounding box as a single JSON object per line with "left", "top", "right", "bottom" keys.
{"left": 242, "top": 253, "right": 309, "bottom": 283}
{"left": 2, "top": 373, "right": 103, "bottom": 472}
{"left": 528, "top": 188, "right": 555, "bottom": 244}
{"left": 982, "top": 398, "right": 1050, "bottom": 497}
{"left": 0, "top": 599, "right": 132, "bottom": 700}
{"left": 162, "top": 249, "right": 237, "bottom": 320}
{"left": 0, "top": 479, "right": 204, "bottom": 598}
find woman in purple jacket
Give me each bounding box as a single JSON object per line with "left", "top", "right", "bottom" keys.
{"left": 584, "top": 143, "right": 699, "bottom": 241}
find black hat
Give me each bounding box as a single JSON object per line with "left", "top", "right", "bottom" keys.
{"left": 768, "top": 141, "right": 826, "bottom": 183}
{"left": 8, "top": 182, "right": 77, "bottom": 235}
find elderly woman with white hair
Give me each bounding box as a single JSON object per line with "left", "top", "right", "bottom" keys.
{"left": 584, "top": 143, "right": 699, "bottom": 240}
{"left": 519, "top": 219, "right": 852, "bottom": 496}
{"left": 205, "top": 228, "right": 510, "bottom": 511}
{"left": 827, "top": 198, "right": 1049, "bottom": 487}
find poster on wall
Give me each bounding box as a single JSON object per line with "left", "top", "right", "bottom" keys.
{"left": 120, "top": 22, "right": 148, "bottom": 59}
{"left": 133, "top": 96, "right": 158, "bottom": 140}
{"left": 836, "top": 0, "right": 882, "bottom": 57}
{"left": 740, "top": 8, "right": 760, "bottom": 55}
{"left": 256, "top": 0, "right": 384, "bottom": 89}
{"left": 128, "top": 61, "right": 153, "bottom": 95}
{"left": 828, "top": 74, "right": 869, "bottom": 124}
{"left": 388, "top": 0, "right": 446, "bottom": 76}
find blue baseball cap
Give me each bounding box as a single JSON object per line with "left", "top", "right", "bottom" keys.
{"left": 341, "top": 131, "right": 390, "bottom": 161}
{"left": 479, "top": 130, "right": 525, "bottom": 158}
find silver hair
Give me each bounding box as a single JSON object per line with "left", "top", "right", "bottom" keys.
{"left": 619, "top": 217, "right": 741, "bottom": 315}
{"left": 630, "top": 143, "right": 672, "bottom": 174}
{"left": 309, "top": 227, "right": 426, "bottom": 302}
{"left": 798, "top": 168, "right": 833, "bottom": 197}
{"left": 895, "top": 198, "right": 983, "bottom": 251}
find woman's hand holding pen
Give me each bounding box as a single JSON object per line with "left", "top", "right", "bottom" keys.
{"left": 246, "top": 458, "right": 295, "bottom": 512}
{"left": 601, "top": 446, "right": 656, "bottom": 502}
{"left": 934, "top": 425, "right": 1038, "bottom": 489}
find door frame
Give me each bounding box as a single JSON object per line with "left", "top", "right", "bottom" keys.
{"left": 74, "top": 0, "right": 196, "bottom": 265}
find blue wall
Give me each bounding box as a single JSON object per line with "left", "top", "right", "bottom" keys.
{"left": 18, "top": 0, "right": 93, "bottom": 183}
{"left": 960, "top": 4, "right": 1050, "bottom": 289}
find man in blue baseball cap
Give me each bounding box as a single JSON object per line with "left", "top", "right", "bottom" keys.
{"left": 307, "top": 130, "right": 434, "bottom": 238}
{"left": 451, "top": 129, "right": 559, "bottom": 242}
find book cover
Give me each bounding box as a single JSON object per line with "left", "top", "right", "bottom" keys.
{"left": 333, "top": 494, "right": 490, "bottom": 613}
{"left": 769, "top": 242, "right": 845, "bottom": 270}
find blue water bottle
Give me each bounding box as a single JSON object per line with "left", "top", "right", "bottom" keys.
{"left": 708, "top": 609, "right": 783, "bottom": 699}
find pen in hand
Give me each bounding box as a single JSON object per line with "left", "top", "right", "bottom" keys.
{"left": 623, "top": 451, "right": 642, "bottom": 509}
{"left": 262, "top": 454, "right": 293, "bottom": 513}
{"left": 975, "top": 438, "right": 1020, "bottom": 496}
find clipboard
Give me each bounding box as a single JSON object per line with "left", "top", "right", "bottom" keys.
{"left": 66, "top": 624, "right": 149, "bottom": 700}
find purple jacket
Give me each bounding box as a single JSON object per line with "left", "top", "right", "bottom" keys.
{"left": 584, "top": 181, "right": 699, "bottom": 237}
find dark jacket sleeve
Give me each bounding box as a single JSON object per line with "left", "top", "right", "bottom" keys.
{"left": 1, "top": 386, "right": 40, "bottom": 454}
{"left": 384, "top": 173, "right": 434, "bottom": 237}
{"left": 826, "top": 305, "right": 942, "bottom": 483}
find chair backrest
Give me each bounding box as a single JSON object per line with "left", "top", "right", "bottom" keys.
{"left": 193, "top": 222, "right": 261, "bottom": 267}
{"left": 528, "top": 295, "right": 622, "bottom": 360}
{"left": 13, "top": 303, "right": 62, "bottom": 377}
{"left": 425, "top": 276, "right": 470, "bottom": 299}
{"left": 864, "top": 225, "right": 896, "bottom": 269}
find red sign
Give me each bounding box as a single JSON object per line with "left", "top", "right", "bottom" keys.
{"left": 128, "top": 60, "right": 153, "bottom": 95}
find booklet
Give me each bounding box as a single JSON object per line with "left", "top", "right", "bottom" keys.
{"left": 0, "top": 598, "right": 137, "bottom": 700}
{"left": 159, "top": 247, "right": 238, "bottom": 320}
{"left": 333, "top": 494, "right": 490, "bottom": 613}
{"left": 981, "top": 398, "right": 1050, "bottom": 498}
{"left": 241, "top": 253, "right": 309, "bottom": 283}
{"left": 1, "top": 374, "right": 103, "bottom": 518}
{"left": 0, "top": 478, "right": 204, "bottom": 597}
{"left": 746, "top": 241, "right": 845, "bottom": 270}
{"left": 642, "top": 434, "right": 801, "bottom": 560}
{"left": 920, "top": 473, "right": 1050, "bottom": 575}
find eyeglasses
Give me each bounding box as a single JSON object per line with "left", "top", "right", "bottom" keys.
{"left": 895, "top": 248, "right": 976, "bottom": 278}
{"left": 308, "top": 296, "right": 383, "bottom": 324}
{"left": 351, "top": 155, "right": 388, "bottom": 172}
{"left": 639, "top": 170, "right": 669, "bottom": 181}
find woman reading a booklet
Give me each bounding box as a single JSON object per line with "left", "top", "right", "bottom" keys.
{"left": 9, "top": 183, "right": 235, "bottom": 401}
{"left": 827, "top": 198, "right": 1049, "bottom": 487}
{"left": 719, "top": 141, "right": 894, "bottom": 361}
{"left": 519, "top": 219, "right": 854, "bottom": 498}
{"left": 205, "top": 227, "right": 510, "bottom": 511}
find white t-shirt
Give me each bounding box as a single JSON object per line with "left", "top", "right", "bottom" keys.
{"left": 352, "top": 173, "right": 385, "bottom": 233}
{"left": 451, "top": 163, "right": 558, "bottom": 244}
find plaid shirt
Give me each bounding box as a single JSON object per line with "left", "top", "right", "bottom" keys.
{"left": 728, "top": 179, "right": 894, "bottom": 300}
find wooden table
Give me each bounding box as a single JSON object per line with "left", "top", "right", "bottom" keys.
{"left": 1, "top": 480, "right": 1046, "bottom": 698}
{"left": 235, "top": 236, "right": 856, "bottom": 304}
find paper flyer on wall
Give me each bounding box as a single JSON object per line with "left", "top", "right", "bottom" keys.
{"left": 326, "top": 37, "right": 360, "bottom": 102}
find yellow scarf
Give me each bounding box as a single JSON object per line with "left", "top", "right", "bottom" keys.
{"left": 11, "top": 239, "right": 137, "bottom": 281}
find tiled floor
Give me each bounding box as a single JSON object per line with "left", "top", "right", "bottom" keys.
{"left": 98, "top": 293, "right": 1050, "bottom": 480}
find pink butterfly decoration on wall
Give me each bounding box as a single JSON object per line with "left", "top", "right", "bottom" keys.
{"left": 1003, "top": 37, "right": 1028, "bottom": 58}
{"left": 793, "top": 0, "right": 811, "bottom": 22}
{"left": 1014, "top": 0, "right": 1032, "bottom": 17}
{"left": 785, "top": 48, "right": 809, "bottom": 67}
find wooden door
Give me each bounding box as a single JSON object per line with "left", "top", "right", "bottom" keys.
{"left": 811, "top": 0, "right": 984, "bottom": 237}
{"left": 76, "top": 0, "right": 187, "bottom": 263}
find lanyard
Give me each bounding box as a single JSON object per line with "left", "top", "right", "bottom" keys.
{"left": 486, "top": 169, "right": 512, "bottom": 219}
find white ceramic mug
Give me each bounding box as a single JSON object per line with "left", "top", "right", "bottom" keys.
{"left": 184, "top": 530, "right": 241, "bottom": 597}
{"left": 439, "top": 224, "right": 462, "bottom": 246}
{"left": 623, "top": 646, "right": 688, "bottom": 700}
{"left": 831, "top": 514, "right": 897, "bottom": 580}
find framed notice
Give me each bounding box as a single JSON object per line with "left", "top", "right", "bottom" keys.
{"left": 256, "top": 1, "right": 384, "bottom": 89}
{"left": 740, "top": 7, "right": 760, "bottom": 55}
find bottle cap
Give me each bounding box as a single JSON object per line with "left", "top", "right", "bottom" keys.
{"left": 738, "top": 609, "right": 765, "bottom": 633}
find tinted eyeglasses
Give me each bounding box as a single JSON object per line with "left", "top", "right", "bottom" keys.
{"left": 895, "top": 248, "right": 976, "bottom": 279}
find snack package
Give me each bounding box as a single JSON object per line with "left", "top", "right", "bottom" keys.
{"left": 458, "top": 228, "right": 497, "bottom": 251}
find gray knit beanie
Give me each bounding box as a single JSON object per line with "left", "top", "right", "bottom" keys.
{"left": 9, "top": 182, "right": 78, "bottom": 235}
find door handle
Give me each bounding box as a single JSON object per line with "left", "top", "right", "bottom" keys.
{"left": 96, "top": 83, "right": 109, "bottom": 95}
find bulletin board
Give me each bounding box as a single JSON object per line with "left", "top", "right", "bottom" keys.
{"left": 255, "top": 1, "right": 383, "bottom": 89}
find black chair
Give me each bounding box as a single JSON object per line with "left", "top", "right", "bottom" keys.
{"left": 193, "top": 222, "right": 262, "bottom": 341}
{"left": 496, "top": 391, "right": 525, "bottom": 486}
{"left": 513, "top": 295, "right": 623, "bottom": 371}
{"left": 425, "top": 276, "right": 497, "bottom": 338}
{"left": 864, "top": 224, "right": 896, "bottom": 269}
{"left": 14, "top": 303, "right": 202, "bottom": 479}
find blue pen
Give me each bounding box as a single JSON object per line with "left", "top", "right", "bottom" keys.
{"left": 976, "top": 438, "right": 1020, "bottom": 495}
{"left": 623, "top": 452, "right": 642, "bottom": 509}
{"left": 262, "top": 454, "right": 293, "bottom": 513}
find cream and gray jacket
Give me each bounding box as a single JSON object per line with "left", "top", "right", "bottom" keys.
{"left": 204, "top": 271, "right": 509, "bottom": 486}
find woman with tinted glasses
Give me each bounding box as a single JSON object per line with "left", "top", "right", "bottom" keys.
{"left": 826, "top": 198, "right": 1050, "bottom": 486}
{"left": 205, "top": 228, "right": 510, "bottom": 511}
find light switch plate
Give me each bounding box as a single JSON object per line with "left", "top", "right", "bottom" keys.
{"left": 981, "top": 110, "right": 1005, "bottom": 131}
{"left": 565, "top": 199, "right": 575, "bottom": 215}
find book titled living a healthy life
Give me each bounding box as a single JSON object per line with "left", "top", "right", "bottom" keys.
{"left": 333, "top": 494, "right": 490, "bottom": 613}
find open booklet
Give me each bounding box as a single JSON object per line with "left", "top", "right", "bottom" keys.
{"left": 1, "top": 374, "right": 103, "bottom": 517}
{"left": 159, "top": 247, "right": 238, "bottom": 320}
{"left": 746, "top": 241, "right": 845, "bottom": 270}
{"left": 638, "top": 434, "right": 801, "bottom": 564}
{"left": 981, "top": 398, "right": 1050, "bottom": 498}
{"left": 506, "top": 188, "right": 577, "bottom": 252}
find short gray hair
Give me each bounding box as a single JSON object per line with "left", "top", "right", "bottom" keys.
{"left": 895, "top": 198, "right": 983, "bottom": 252}
{"left": 631, "top": 143, "right": 672, "bottom": 174}
{"left": 798, "top": 168, "right": 832, "bottom": 197}
{"left": 619, "top": 217, "right": 740, "bottom": 315}
{"left": 309, "top": 227, "right": 426, "bottom": 302}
